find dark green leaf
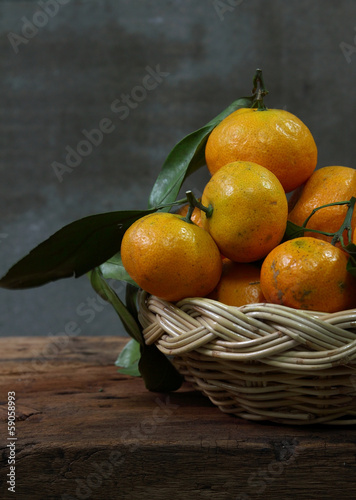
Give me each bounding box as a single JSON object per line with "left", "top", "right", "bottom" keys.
{"left": 347, "top": 258, "right": 356, "bottom": 277}
{"left": 125, "top": 283, "right": 139, "bottom": 323}
{"left": 344, "top": 242, "right": 356, "bottom": 255}
{"left": 89, "top": 268, "right": 144, "bottom": 345}
{"left": 100, "top": 252, "right": 138, "bottom": 286}
{"left": 148, "top": 96, "right": 254, "bottom": 208}
{"left": 283, "top": 220, "right": 305, "bottom": 241}
{"left": 0, "top": 208, "right": 156, "bottom": 289}
{"left": 139, "top": 344, "right": 184, "bottom": 392}
{"left": 115, "top": 339, "right": 141, "bottom": 376}
{"left": 345, "top": 243, "right": 356, "bottom": 277}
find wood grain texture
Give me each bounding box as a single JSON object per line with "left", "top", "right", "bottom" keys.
{"left": 1, "top": 336, "right": 356, "bottom": 499}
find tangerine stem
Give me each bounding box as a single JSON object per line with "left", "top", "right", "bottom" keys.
{"left": 251, "top": 68, "right": 268, "bottom": 111}
{"left": 300, "top": 198, "right": 355, "bottom": 248}
{"left": 182, "top": 201, "right": 195, "bottom": 225}
{"left": 301, "top": 228, "right": 335, "bottom": 237}
{"left": 185, "top": 190, "right": 213, "bottom": 219}
{"left": 302, "top": 200, "right": 351, "bottom": 230}
{"left": 331, "top": 197, "right": 356, "bottom": 247}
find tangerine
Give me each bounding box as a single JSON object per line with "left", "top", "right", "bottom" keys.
{"left": 200, "top": 161, "right": 288, "bottom": 263}
{"left": 121, "top": 212, "right": 222, "bottom": 302}
{"left": 288, "top": 166, "right": 356, "bottom": 245}
{"left": 208, "top": 260, "right": 265, "bottom": 306}
{"left": 205, "top": 108, "right": 317, "bottom": 193}
{"left": 260, "top": 236, "right": 356, "bottom": 313}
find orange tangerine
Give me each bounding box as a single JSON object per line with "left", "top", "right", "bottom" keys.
{"left": 260, "top": 237, "right": 356, "bottom": 313}
{"left": 121, "top": 212, "right": 222, "bottom": 302}
{"left": 205, "top": 108, "right": 317, "bottom": 193}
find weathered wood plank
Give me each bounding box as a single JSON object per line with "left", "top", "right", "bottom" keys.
{"left": 1, "top": 337, "right": 356, "bottom": 499}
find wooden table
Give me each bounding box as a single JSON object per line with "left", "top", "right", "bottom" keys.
{"left": 1, "top": 336, "right": 356, "bottom": 500}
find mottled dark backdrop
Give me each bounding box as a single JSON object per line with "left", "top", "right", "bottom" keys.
{"left": 1, "top": 0, "right": 356, "bottom": 336}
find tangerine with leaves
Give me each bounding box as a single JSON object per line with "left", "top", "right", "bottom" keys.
{"left": 121, "top": 212, "right": 222, "bottom": 302}
{"left": 260, "top": 237, "right": 356, "bottom": 313}
{"left": 288, "top": 166, "right": 356, "bottom": 244}
{"left": 205, "top": 107, "right": 317, "bottom": 193}
{"left": 200, "top": 161, "right": 288, "bottom": 263}
{"left": 208, "top": 260, "right": 265, "bottom": 306}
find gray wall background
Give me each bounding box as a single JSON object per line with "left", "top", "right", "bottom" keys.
{"left": 1, "top": 0, "right": 356, "bottom": 337}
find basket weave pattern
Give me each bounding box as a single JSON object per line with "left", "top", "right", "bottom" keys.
{"left": 138, "top": 291, "right": 356, "bottom": 425}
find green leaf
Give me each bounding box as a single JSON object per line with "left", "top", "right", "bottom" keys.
{"left": 148, "top": 96, "right": 255, "bottom": 208}
{"left": 100, "top": 252, "right": 138, "bottom": 286}
{"left": 139, "top": 344, "right": 184, "bottom": 392}
{"left": 89, "top": 268, "right": 144, "bottom": 345}
{"left": 115, "top": 339, "right": 141, "bottom": 377}
{"left": 0, "top": 208, "right": 157, "bottom": 290}
{"left": 91, "top": 269, "right": 183, "bottom": 391}
{"left": 283, "top": 220, "right": 305, "bottom": 241}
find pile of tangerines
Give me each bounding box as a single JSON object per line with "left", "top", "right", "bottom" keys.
{"left": 121, "top": 91, "right": 356, "bottom": 314}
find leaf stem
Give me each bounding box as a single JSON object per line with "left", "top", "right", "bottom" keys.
{"left": 158, "top": 196, "right": 188, "bottom": 210}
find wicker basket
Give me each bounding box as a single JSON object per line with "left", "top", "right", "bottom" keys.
{"left": 138, "top": 290, "right": 356, "bottom": 425}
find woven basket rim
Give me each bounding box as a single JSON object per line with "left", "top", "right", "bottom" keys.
{"left": 137, "top": 291, "right": 356, "bottom": 425}
{"left": 138, "top": 291, "right": 356, "bottom": 362}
